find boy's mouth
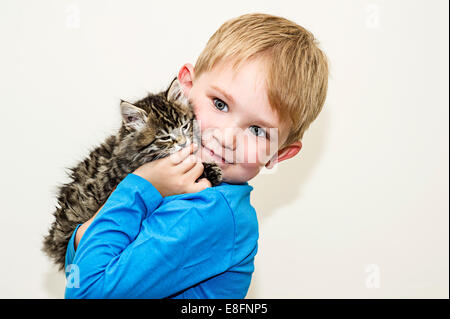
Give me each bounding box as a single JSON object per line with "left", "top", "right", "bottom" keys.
{"left": 201, "top": 143, "right": 234, "bottom": 164}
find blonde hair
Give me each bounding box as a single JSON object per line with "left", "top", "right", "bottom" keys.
{"left": 194, "top": 13, "right": 329, "bottom": 149}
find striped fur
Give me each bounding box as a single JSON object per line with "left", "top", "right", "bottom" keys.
{"left": 42, "top": 78, "right": 222, "bottom": 271}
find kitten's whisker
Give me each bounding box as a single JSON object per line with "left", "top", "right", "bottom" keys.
{"left": 137, "top": 139, "right": 156, "bottom": 153}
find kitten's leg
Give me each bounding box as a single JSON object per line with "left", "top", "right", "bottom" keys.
{"left": 199, "top": 162, "right": 223, "bottom": 186}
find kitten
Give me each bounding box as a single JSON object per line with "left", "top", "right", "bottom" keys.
{"left": 42, "top": 78, "right": 222, "bottom": 271}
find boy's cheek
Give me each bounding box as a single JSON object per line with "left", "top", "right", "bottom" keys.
{"left": 238, "top": 162, "right": 265, "bottom": 182}
{"left": 238, "top": 142, "right": 273, "bottom": 165}
{"left": 194, "top": 112, "right": 218, "bottom": 137}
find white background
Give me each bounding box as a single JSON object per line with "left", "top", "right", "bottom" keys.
{"left": 0, "top": 0, "right": 448, "bottom": 298}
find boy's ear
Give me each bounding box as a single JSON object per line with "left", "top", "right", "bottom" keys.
{"left": 265, "top": 141, "right": 302, "bottom": 169}
{"left": 177, "top": 63, "right": 195, "bottom": 98}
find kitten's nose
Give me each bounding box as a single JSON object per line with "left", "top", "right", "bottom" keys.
{"left": 177, "top": 136, "right": 187, "bottom": 148}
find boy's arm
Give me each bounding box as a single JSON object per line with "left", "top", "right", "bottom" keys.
{"left": 66, "top": 176, "right": 234, "bottom": 298}
{"left": 65, "top": 143, "right": 231, "bottom": 298}
{"left": 73, "top": 143, "right": 206, "bottom": 249}
{"left": 74, "top": 201, "right": 107, "bottom": 250}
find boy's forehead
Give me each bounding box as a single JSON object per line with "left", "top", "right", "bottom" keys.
{"left": 202, "top": 58, "right": 271, "bottom": 113}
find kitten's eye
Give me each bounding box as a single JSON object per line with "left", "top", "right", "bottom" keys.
{"left": 213, "top": 98, "right": 228, "bottom": 112}
{"left": 159, "top": 136, "right": 172, "bottom": 142}
{"left": 249, "top": 125, "right": 267, "bottom": 138}
{"left": 181, "top": 122, "right": 190, "bottom": 130}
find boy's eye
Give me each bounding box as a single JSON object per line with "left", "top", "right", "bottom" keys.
{"left": 249, "top": 125, "right": 267, "bottom": 138}
{"left": 213, "top": 98, "right": 228, "bottom": 112}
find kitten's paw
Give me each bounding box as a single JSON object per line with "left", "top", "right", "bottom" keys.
{"left": 200, "top": 162, "right": 223, "bottom": 186}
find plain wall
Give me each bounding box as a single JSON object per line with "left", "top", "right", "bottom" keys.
{"left": 0, "top": 0, "right": 448, "bottom": 298}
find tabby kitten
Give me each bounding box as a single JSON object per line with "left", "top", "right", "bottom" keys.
{"left": 42, "top": 78, "right": 222, "bottom": 271}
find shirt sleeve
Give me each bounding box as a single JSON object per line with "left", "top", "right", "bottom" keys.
{"left": 65, "top": 173, "right": 235, "bottom": 299}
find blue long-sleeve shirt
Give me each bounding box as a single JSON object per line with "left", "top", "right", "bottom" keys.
{"left": 64, "top": 173, "right": 259, "bottom": 299}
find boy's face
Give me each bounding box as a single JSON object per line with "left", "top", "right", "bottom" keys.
{"left": 178, "top": 57, "right": 301, "bottom": 184}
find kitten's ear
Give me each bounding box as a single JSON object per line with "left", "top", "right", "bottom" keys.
{"left": 120, "top": 100, "right": 148, "bottom": 131}
{"left": 166, "top": 78, "right": 189, "bottom": 105}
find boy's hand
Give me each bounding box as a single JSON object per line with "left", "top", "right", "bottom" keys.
{"left": 75, "top": 144, "right": 208, "bottom": 250}
{"left": 132, "top": 143, "right": 211, "bottom": 197}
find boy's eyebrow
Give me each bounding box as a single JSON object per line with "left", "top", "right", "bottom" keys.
{"left": 210, "top": 85, "right": 278, "bottom": 128}
{"left": 211, "top": 85, "right": 235, "bottom": 105}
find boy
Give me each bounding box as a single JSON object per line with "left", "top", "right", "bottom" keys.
{"left": 65, "top": 13, "right": 329, "bottom": 298}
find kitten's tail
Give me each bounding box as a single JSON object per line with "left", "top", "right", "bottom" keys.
{"left": 42, "top": 208, "right": 77, "bottom": 272}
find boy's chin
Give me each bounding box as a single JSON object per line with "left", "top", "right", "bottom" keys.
{"left": 220, "top": 165, "right": 262, "bottom": 184}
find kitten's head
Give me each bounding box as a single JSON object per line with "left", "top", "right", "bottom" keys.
{"left": 117, "top": 78, "right": 200, "bottom": 165}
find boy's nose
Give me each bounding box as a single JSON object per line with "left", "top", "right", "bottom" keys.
{"left": 221, "top": 127, "right": 237, "bottom": 151}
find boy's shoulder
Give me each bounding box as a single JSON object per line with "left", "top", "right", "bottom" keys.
{"left": 170, "top": 182, "right": 258, "bottom": 235}
{"left": 157, "top": 181, "right": 259, "bottom": 266}
{"left": 214, "top": 182, "right": 257, "bottom": 220}
{"left": 214, "top": 181, "right": 254, "bottom": 206}
{"left": 163, "top": 181, "right": 254, "bottom": 214}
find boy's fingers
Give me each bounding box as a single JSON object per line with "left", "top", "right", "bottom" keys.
{"left": 179, "top": 154, "right": 200, "bottom": 173}
{"left": 185, "top": 161, "right": 205, "bottom": 181}
{"left": 169, "top": 143, "right": 198, "bottom": 165}
{"left": 189, "top": 178, "right": 212, "bottom": 193}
